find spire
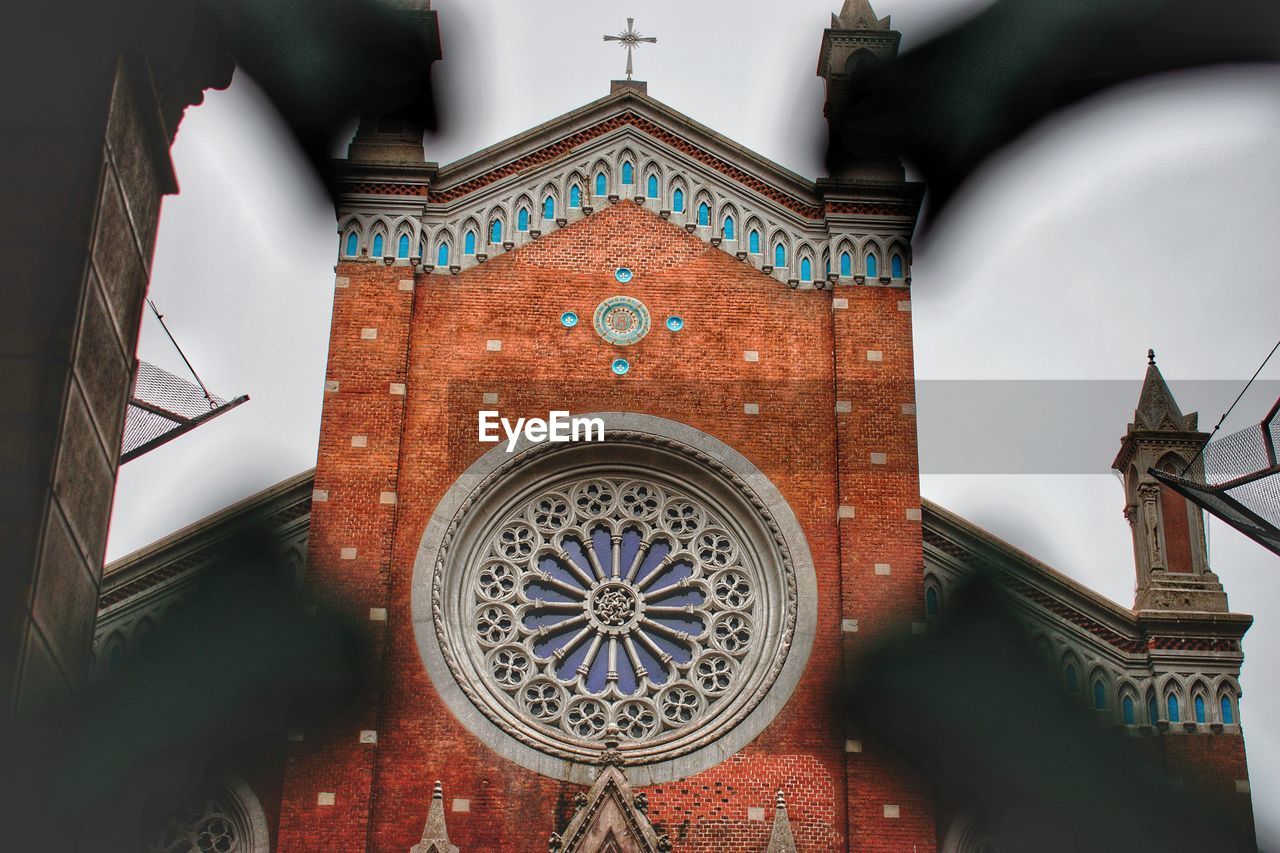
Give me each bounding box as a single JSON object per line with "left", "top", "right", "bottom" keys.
{"left": 833, "top": 0, "right": 890, "bottom": 30}
{"left": 410, "top": 781, "right": 459, "bottom": 853}
{"left": 1133, "top": 350, "right": 1194, "bottom": 432}
{"left": 766, "top": 790, "right": 798, "bottom": 853}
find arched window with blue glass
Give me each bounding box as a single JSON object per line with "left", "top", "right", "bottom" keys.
{"left": 621, "top": 161, "right": 634, "bottom": 185}
{"left": 517, "top": 207, "right": 529, "bottom": 232}
{"left": 840, "top": 251, "right": 851, "bottom": 277}
{"left": 749, "top": 229, "right": 760, "bottom": 254}
{"left": 1093, "top": 679, "right": 1107, "bottom": 710}
{"left": 1064, "top": 663, "right": 1078, "bottom": 693}
{"left": 925, "top": 584, "right": 939, "bottom": 617}
{"left": 697, "top": 202, "right": 709, "bottom": 227}
{"left": 464, "top": 230, "right": 476, "bottom": 255}
{"left": 1221, "top": 693, "right": 1235, "bottom": 725}
{"left": 543, "top": 196, "right": 555, "bottom": 220}
{"left": 774, "top": 242, "right": 786, "bottom": 267}
{"left": 672, "top": 188, "right": 684, "bottom": 213}
{"left": 1194, "top": 694, "right": 1206, "bottom": 724}
{"left": 1148, "top": 692, "right": 1159, "bottom": 725}
{"left": 1122, "top": 695, "right": 1136, "bottom": 725}
{"left": 569, "top": 184, "right": 582, "bottom": 208}
{"left": 595, "top": 172, "right": 607, "bottom": 197}
{"left": 1167, "top": 693, "right": 1180, "bottom": 723}
{"left": 372, "top": 233, "right": 385, "bottom": 258}
{"left": 437, "top": 242, "right": 450, "bottom": 267}
{"left": 397, "top": 233, "right": 410, "bottom": 258}
{"left": 866, "top": 251, "right": 878, "bottom": 278}
{"left": 490, "top": 219, "right": 502, "bottom": 245}
{"left": 800, "top": 257, "right": 812, "bottom": 281}
{"left": 647, "top": 174, "right": 659, "bottom": 199}
{"left": 722, "top": 216, "right": 735, "bottom": 240}
{"left": 891, "top": 253, "right": 904, "bottom": 278}
{"left": 344, "top": 231, "right": 358, "bottom": 257}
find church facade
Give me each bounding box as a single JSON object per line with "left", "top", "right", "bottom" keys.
{"left": 96, "top": 3, "right": 1256, "bottom": 850}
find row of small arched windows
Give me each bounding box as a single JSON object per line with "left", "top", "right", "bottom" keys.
{"left": 1062, "top": 663, "right": 1238, "bottom": 727}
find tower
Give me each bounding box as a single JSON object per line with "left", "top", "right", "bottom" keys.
{"left": 1113, "top": 351, "right": 1228, "bottom": 612}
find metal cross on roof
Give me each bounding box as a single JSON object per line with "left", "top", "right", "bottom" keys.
{"left": 603, "top": 17, "right": 657, "bottom": 81}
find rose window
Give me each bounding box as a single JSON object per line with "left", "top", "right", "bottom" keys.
{"left": 418, "top": 423, "right": 813, "bottom": 781}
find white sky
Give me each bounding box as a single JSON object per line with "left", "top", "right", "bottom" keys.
{"left": 107, "top": 0, "right": 1280, "bottom": 842}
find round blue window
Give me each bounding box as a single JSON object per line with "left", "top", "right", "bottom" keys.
{"left": 560, "top": 311, "right": 579, "bottom": 328}
{"left": 615, "top": 267, "right": 634, "bottom": 284}
{"left": 611, "top": 358, "right": 630, "bottom": 375}
{"left": 666, "top": 315, "right": 684, "bottom": 332}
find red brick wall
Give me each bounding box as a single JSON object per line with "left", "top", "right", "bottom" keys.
{"left": 280, "top": 201, "right": 933, "bottom": 851}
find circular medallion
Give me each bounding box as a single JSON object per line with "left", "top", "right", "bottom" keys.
{"left": 594, "top": 296, "right": 651, "bottom": 346}
{"left": 611, "top": 358, "right": 630, "bottom": 375}
{"left": 666, "top": 315, "right": 684, "bottom": 332}
{"left": 560, "top": 311, "right": 579, "bottom": 328}
{"left": 615, "top": 267, "right": 634, "bottom": 283}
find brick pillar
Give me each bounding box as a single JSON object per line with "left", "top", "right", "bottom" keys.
{"left": 276, "top": 261, "right": 418, "bottom": 850}
{"left": 832, "top": 285, "right": 935, "bottom": 850}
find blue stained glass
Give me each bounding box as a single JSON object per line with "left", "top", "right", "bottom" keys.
{"left": 518, "top": 208, "right": 529, "bottom": 231}
{"left": 925, "top": 586, "right": 938, "bottom": 616}
{"left": 1123, "top": 696, "right": 1136, "bottom": 725}
{"left": 1195, "top": 695, "right": 1206, "bottom": 723}
{"left": 840, "top": 252, "right": 851, "bottom": 276}
{"left": 555, "top": 639, "right": 592, "bottom": 681}
{"left": 647, "top": 175, "right": 658, "bottom": 198}
{"left": 632, "top": 540, "right": 672, "bottom": 585}
{"left": 866, "top": 254, "right": 878, "bottom": 277}
{"left": 697, "top": 203, "right": 709, "bottom": 227}
{"left": 1093, "top": 680, "right": 1106, "bottom": 709}
{"left": 398, "top": 234, "right": 410, "bottom": 258}
{"left": 437, "top": 244, "right": 449, "bottom": 266}
{"left": 585, "top": 646, "right": 611, "bottom": 693}
{"left": 749, "top": 230, "right": 760, "bottom": 253}
{"left": 800, "top": 258, "right": 812, "bottom": 281}
{"left": 596, "top": 172, "right": 607, "bottom": 196}
{"left": 651, "top": 615, "right": 705, "bottom": 636}
{"left": 892, "top": 254, "right": 904, "bottom": 277}
{"left": 560, "top": 538, "right": 592, "bottom": 578}
{"left": 344, "top": 232, "right": 358, "bottom": 256}
{"left": 1221, "top": 696, "right": 1234, "bottom": 724}
{"left": 570, "top": 185, "right": 581, "bottom": 208}
{"left": 648, "top": 587, "right": 705, "bottom": 609}
{"left": 651, "top": 633, "right": 693, "bottom": 665}
{"left": 464, "top": 231, "right": 476, "bottom": 254}
{"left": 543, "top": 196, "right": 555, "bottom": 219}
{"left": 723, "top": 216, "right": 734, "bottom": 240}
{"left": 591, "top": 527, "right": 613, "bottom": 573}
{"left": 774, "top": 243, "right": 785, "bottom": 267}
{"left": 622, "top": 161, "right": 633, "bottom": 184}
{"left": 372, "top": 234, "right": 384, "bottom": 257}
{"left": 645, "top": 559, "right": 693, "bottom": 593}
{"left": 490, "top": 219, "right": 502, "bottom": 244}
{"left": 1065, "top": 664, "right": 1078, "bottom": 692}
{"left": 1167, "top": 695, "right": 1180, "bottom": 723}
{"left": 532, "top": 622, "right": 579, "bottom": 658}
{"left": 673, "top": 188, "right": 684, "bottom": 212}
{"left": 619, "top": 528, "right": 642, "bottom": 575}
{"left": 1149, "top": 696, "right": 1159, "bottom": 724}
{"left": 633, "top": 640, "right": 667, "bottom": 684}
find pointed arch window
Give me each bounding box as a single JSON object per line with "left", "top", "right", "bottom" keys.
{"left": 840, "top": 252, "right": 851, "bottom": 277}
{"left": 595, "top": 172, "right": 607, "bottom": 196}
{"left": 1122, "top": 696, "right": 1136, "bottom": 725}
{"left": 723, "top": 216, "right": 735, "bottom": 240}
{"left": 646, "top": 175, "right": 658, "bottom": 198}
{"left": 866, "top": 253, "right": 878, "bottom": 278}
{"left": 774, "top": 243, "right": 786, "bottom": 267}
{"left": 517, "top": 207, "right": 529, "bottom": 232}
{"left": 1093, "top": 680, "right": 1107, "bottom": 710}
{"left": 569, "top": 185, "right": 582, "bottom": 208}
{"left": 1064, "top": 664, "right": 1078, "bottom": 693}
{"left": 621, "top": 161, "right": 634, "bottom": 184}
{"left": 825, "top": 257, "right": 831, "bottom": 277}
{"left": 1148, "top": 695, "right": 1159, "bottom": 725}
{"left": 344, "top": 232, "right": 358, "bottom": 257}
{"left": 372, "top": 234, "right": 384, "bottom": 258}
{"left": 398, "top": 234, "right": 410, "bottom": 258}
{"left": 1194, "top": 695, "right": 1206, "bottom": 724}
{"left": 800, "top": 258, "right": 812, "bottom": 281}
{"left": 697, "top": 202, "right": 709, "bottom": 227}
{"left": 437, "top": 243, "right": 450, "bottom": 267}
{"left": 490, "top": 219, "right": 502, "bottom": 245}
{"left": 891, "top": 254, "right": 904, "bottom": 278}
{"left": 925, "top": 586, "right": 939, "bottom": 617}
{"left": 1167, "top": 694, "right": 1180, "bottom": 723}
{"left": 672, "top": 188, "right": 684, "bottom": 213}
{"left": 749, "top": 230, "right": 760, "bottom": 254}
{"left": 1221, "top": 695, "right": 1235, "bottom": 724}
{"left": 464, "top": 230, "right": 476, "bottom": 255}
{"left": 543, "top": 196, "right": 555, "bottom": 220}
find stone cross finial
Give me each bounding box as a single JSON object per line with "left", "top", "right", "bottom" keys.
{"left": 603, "top": 18, "right": 657, "bottom": 81}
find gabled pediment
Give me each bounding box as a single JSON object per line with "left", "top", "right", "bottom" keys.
{"left": 551, "top": 763, "right": 668, "bottom": 853}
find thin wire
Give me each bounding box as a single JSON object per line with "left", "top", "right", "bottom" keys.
{"left": 147, "top": 299, "right": 217, "bottom": 409}
{"left": 1182, "top": 337, "right": 1280, "bottom": 476}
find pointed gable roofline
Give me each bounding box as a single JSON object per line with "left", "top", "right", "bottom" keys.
{"left": 1132, "top": 350, "right": 1197, "bottom": 432}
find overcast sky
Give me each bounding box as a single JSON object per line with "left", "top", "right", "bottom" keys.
{"left": 106, "top": 0, "right": 1280, "bottom": 842}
